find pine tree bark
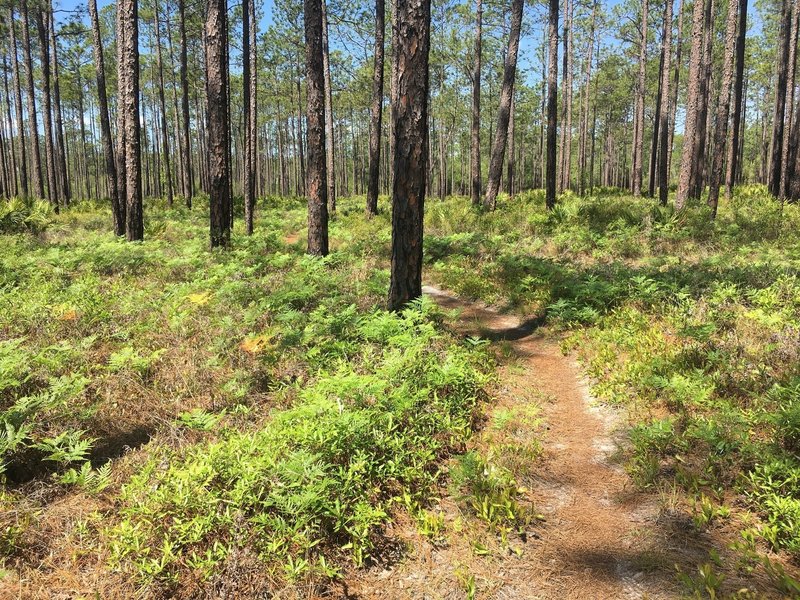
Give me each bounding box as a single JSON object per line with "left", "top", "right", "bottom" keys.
{"left": 658, "top": 0, "right": 673, "bottom": 206}
{"left": 668, "top": 0, "right": 684, "bottom": 179}
{"left": 388, "top": 0, "right": 431, "bottom": 311}
{"left": 707, "top": 0, "right": 738, "bottom": 215}
{"left": 20, "top": 0, "right": 43, "bottom": 199}
{"left": 557, "top": 0, "right": 572, "bottom": 192}
{"left": 205, "top": 0, "right": 230, "bottom": 247}
{"left": 506, "top": 92, "right": 515, "bottom": 195}
{"left": 367, "top": 0, "right": 385, "bottom": 215}
{"left": 769, "top": 0, "right": 792, "bottom": 196}
{"left": 243, "top": 0, "right": 257, "bottom": 234}
{"left": 154, "top": 2, "right": 173, "bottom": 206}
{"left": 780, "top": 0, "right": 800, "bottom": 199}
{"left": 469, "top": 0, "right": 482, "bottom": 207}
{"left": 121, "top": 0, "right": 142, "bottom": 240}
{"left": 578, "top": 0, "right": 597, "bottom": 196}
{"left": 546, "top": 0, "right": 559, "bottom": 209}
{"left": 35, "top": 9, "right": 58, "bottom": 208}
{"left": 691, "top": 0, "right": 714, "bottom": 198}
{"left": 8, "top": 7, "right": 28, "bottom": 199}
{"left": 2, "top": 52, "right": 18, "bottom": 198}
{"left": 305, "top": 0, "right": 329, "bottom": 256}
{"left": 675, "top": 0, "right": 706, "bottom": 209}
{"left": 321, "top": 0, "right": 336, "bottom": 213}
{"left": 483, "top": 0, "right": 523, "bottom": 210}
{"left": 726, "top": 0, "right": 747, "bottom": 198}
{"left": 179, "top": 0, "right": 193, "bottom": 206}
{"left": 648, "top": 39, "right": 664, "bottom": 197}
{"left": 631, "top": 0, "right": 648, "bottom": 196}
{"left": 89, "top": 0, "right": 122, "bottom": 233}
{"left": 48, "top": 2, "right": 69, "bottom": 204}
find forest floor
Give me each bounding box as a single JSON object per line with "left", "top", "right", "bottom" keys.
{"left": 4, "top": 189, "right": 800, "bottom": 598}
{"left": 349, "top": 286, "right": 776, "bottom": 600}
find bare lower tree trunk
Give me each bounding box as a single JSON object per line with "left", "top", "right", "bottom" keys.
{"left": 121, "top": 0, "right": 142, "bottom": 240}
{"left": 388, "top": 0, "right": 431, "bottom": 311}
{"left": 780, "top": 0, "right": 800, "bottom": 199}
{"left": 179, "top": 0, "right": 193, "bottom": 206}
{"left": 675, "top": 0, "right": 706, "bottom": 209}
{"left": 206, "top": 0, "right": 230, "bottom": 247}
{"left": 726, "top": 0, "right": 747, "bottom": 198}
{"left": 546, "top": 0, "right": 559, "bottom": 210}
{"left": 668, "top": 0, "right": 684, "bottom": 180}
{"left": 648, "top": 40, "right": 664, "bottom": 198}
{"left": 154, "top": 2, "right": 173, "bottom": 206}
{"left": 769, "top": 0, "right": 792, "bottom": 196}
{"left": 89, "top": 0, "right": 121, "bottom": 232}
{"left": 691, "top": 0, "right": 714, "bottom": 198}
{"left": 578, "top": 0, "right": 597, "bottom": 196}
{"left": 469, "top": 0, "right": 482, "bottom": 207}
{"left": 367, "top": 0, "right": 385, "bottom": 215}
{"left": 305, "top": 0, "right": 329, "bottom": 256}
{"left": 321, "top": 0, "right": 336, "bottom": 213}
{"left": 2, "top": 52, "right": 18, "bottom": 198}
{"left": 658, "top": 0, "right": 673, "bottom": 206}
{"left": 707, "top": 0, "right": 738, "bottom": 216}
{"left": 48, "top": 1, "right": 69, "bottom": 205}
{"left": 8, "top": 7, "right": 28, "bottom": 198}
{"left": 483, "top": 0, "right": 523, "bottom": 210}
{"left": 631, "top": 0, "right": 648, "bottom": 196}
{"left": 21, "top": 0, "right": 43, "bottom": 199}
{"left": 506, "top": 93, "right": 515, "bottom": 195}
{"left": 243, "top": 0, "right": 257, "bottom": 234}
{"left": 35, "top": 9, "right": 58, "bottom": 208}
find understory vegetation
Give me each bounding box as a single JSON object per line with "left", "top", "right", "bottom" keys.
{"left": 3, "top": 188, "right": 800, "bottom": 595}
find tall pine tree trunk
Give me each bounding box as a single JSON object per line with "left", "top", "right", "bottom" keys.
{"left": 154, "top": 2, "right": 173, "bottom": 206}
{"left": 321, "top": 0, "right": 336, "bottom": 213}
{"left": 89, "top": 0, "right": 122, "bottom": 233}
{"left": 578, "top": 0, "right": 597, "bottom": 196}
{"left": 675, "top": 0, "right": 706, "bottom": 208}
{"left": 121, "top": 0, "right": 142, "bottom": 240}
{"left": 470, "top": 0, "right": 482, "bottom": 207}
{"left": 707, "top": 0, "right": 739, "bottom": 215}
{"left": 244, "top": 0, "right": 257, "bottom": 233}
{"left": 388, "top": 0, "right": 431, "bottom": 311}
{"left": 483, "top": 0, "right": 523, "bottom": 210}
{"left": 8, "top": 7, "right": 28, "bottom": 198}
{"left": 631, "top": 0, "right": 648, "bottom": 196}
{"left": 546, "top": 0, "right": 559, "bottom": 210}
{"left": 21, "top": 0, "right": 43, "bottom": 199}
{"left": 305, "top": 0, "right": 329, "bottom": 256}
{"left": 769, "top": 0, "right": 792, "bottom": 196}
{"left": 658, "top": 0, "right": 673, "bottom": 206}
{"left": 35, "top": 9, "right": 58, "bottom": 208}
{"left": 726, "top": 0, "right": 747, "bottom": 198}
{"left": 205, "top": 0, "right": 230, "bottom": 247}
{"left": 48, "top": 2, "right": 70, "bottom": 204}
{"left": 780, "top": 0, "right": 800, "bottom": 199}
{"left": 367, "top": 0, "right": 385, "bottom": 215}
{"left": 179, "top": 0, "right": 193, "bottom": 206}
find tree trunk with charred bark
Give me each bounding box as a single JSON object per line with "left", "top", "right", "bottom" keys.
{"left": 726, "top": 0, "right": 747, "bottom": 198}
{"left": 120, "top": 0, "right": 142, "bottom": 240}
{"left": 21, "top": 0, "right": 43, "bottom": 199}
{"left": 305, "top": 0, "right": 329, "bottom": 256}
{"left": 470, "top": 0, "right": 482, "bottom": 207}
{"left": 388, "top": 0, "right": 431, "bottom": 311}
{"left": 675, "top": 0, "right": 706, "bottom": 208}
{"left": 367, "top": 0, "right": 385, "bottom": 215}
{"left": 546, "top": 0, "right": 559, "bottom": 210}
{"left": 89, "top": 0, "right": 122, "bottom": 232}
{"left": 707, "top": 0, "right": 739, "bottom": 215}
{"left": 658, "top": 0, "right": 673, "bottom": 206}
{"left": 631, "top": 0, "right": 648, "bottom": 196}
{"left": 483, "top": 0, "right": 523, "bottom": 210}
{"left": 8, "top": 7, "right": 28, "bottom": 198}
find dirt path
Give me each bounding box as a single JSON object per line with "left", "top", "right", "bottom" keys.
{"left": 349, "top": 286, "right": 718, "bottom": 599}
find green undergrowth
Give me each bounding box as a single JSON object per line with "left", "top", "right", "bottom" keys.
{"left": 109, "top": 299, "right": 490, "bottom": 589}
{"left": 426, "top": 186, "right": 800, "bottom": 580}
{"left": 0, "top": 194, "right": 500, "bottom": 594}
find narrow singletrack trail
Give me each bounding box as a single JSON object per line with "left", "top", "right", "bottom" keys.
{"left": 350, "top": 286, "right": 729, "bottom": 599}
